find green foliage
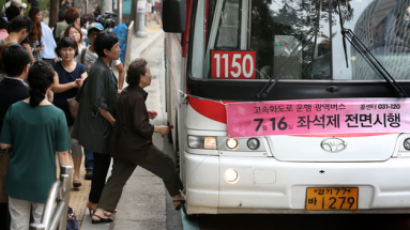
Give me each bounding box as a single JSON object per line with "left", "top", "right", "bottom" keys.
{"left": 0, "top": 0, "right": 51, "bottom": 15}
{"left": 39, "top": 0, "right": 50, "bottom": 11}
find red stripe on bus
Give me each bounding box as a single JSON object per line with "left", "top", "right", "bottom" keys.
{"left": 188, "top": 96, "right": 228, "bottom": 123}
{"left": 205, "top": 0, "right": 209, "bottom": 43}
{"left": 182, "top": 0, "right": 193, "bottom": 57}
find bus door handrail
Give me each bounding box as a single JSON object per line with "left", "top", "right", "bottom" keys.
{"left": 30, "top": 164, "right": 73, "bottom": 230}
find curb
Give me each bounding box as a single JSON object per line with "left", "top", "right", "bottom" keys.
{"left": 133, "top": 29, "right": 164, "bottom": 60}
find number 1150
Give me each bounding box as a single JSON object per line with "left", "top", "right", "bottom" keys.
{"left": 211, "top": 51, "right": 256, "bottom": 79}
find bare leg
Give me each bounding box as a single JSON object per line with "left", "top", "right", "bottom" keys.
{"left": 73, "top": 156, "right": 82, "bottom": 185}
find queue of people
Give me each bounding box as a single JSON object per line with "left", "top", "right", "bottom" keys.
{"left": 0, "top": 1, "right": 184, "bottom": 229}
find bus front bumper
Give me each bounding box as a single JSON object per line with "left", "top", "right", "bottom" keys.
{"left": 183, "top": 152, "right": 410, "bottom": 214}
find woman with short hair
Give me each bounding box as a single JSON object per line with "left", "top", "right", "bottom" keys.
{"left": 72, "top": 31, "right": 120, "bottom": 215}
{"left": 52, "top": 37, "right": 87, "bottom": 189}
{"left": 90, "top": 58, "right": 184, "bottom": 224}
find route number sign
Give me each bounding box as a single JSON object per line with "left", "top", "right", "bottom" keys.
{"left": 211, "top": 50, "right": 256, "bottom": 79}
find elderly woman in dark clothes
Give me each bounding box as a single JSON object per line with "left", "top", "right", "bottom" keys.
{"left": 72, "top": 31, "right": 120, "bottom": 215}
{"left": 90, "top": 59, "right": 184, "bottom": 224}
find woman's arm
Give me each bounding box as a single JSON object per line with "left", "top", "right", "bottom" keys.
{"left": 52, "top": 73, "right": 79, "bottom": 93}
{"left": 0, "top": 143, "right": 11, "bottom": 150}
{"left": 57, "top": 151, "right": 70, "bottom": 165}
{"left": 74, "top": 72, "right": 88, "bottom": 88}
{"left": 98, "top": 108, "right": 116, "bottom": 126}
{"left": 154, "top": 125, "right": 170, "bottom": 136}
{"left": 22, "top": 43, "right": 34, "bottom": 63}
{"left": 115, "top": 62, "right": 125, "bottom": 93}
{"left": 81, "top": 71, "right": 88, "bottom": 79}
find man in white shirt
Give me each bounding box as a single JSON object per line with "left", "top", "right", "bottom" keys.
{"left": 40, "top": 21, "right": 57, "bottom": 64}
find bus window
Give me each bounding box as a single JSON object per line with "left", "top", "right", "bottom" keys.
{"left": 215, "top": 0, "right": 240, "bottom": 49}
{"left": 333, "top": 0, "right": 410, "bottom": 80}
{"left": 190, "top": 0, "right": 409, "bottom": 81}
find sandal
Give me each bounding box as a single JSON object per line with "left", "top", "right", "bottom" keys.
{"left": 73, "top": 179, "right": 82, "bottom": 189}
{"left": 91, "top": 214, "right": 113, "bottom": 224}
{"left": 103, "top": 209, "right": 117, "bottom": 217}
{"left": 73, "top": 182, "right": 82, "bottom": 188}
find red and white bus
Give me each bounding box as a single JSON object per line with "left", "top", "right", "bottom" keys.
{"left": 162, "top": 0, "right": 410, "bottom": 214}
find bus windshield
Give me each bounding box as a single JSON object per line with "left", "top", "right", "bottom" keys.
{"left": 189, "top": 0, "right": 410, "bottom": 81}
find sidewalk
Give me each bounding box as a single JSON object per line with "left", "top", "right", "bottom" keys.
{"left": 79, "top": 23, "right": 166, "bottom": 230}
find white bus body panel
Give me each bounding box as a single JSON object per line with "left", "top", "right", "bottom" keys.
{"left": 184, "top": 104, "right": 410, "bottom": 214}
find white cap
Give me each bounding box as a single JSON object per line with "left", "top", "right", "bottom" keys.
{"left": 5, "top": 0, "right": 27, "bottom": 9}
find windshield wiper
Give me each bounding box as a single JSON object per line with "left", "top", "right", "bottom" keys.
{"left": 256, "top": 2, "right": 323, "bottom": 100}
{"left": 255, "top": 28, "right": 317, "bottom": 100}
{"left": 336, "top": 0, "right": 407, "bottom": 97}
{"left": 256, "top": 70, "right": 278, "bottom": 100}
{"left": 337, "top": 0, "right": 349, "bottom": 68}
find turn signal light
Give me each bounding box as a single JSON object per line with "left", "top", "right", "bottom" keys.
{"left": 204, "top": 137, "right": 217, "bottom": 149}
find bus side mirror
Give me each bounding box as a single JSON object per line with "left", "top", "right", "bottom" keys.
{"left": 162, "top": 0, "right": 186, "bottom": 33}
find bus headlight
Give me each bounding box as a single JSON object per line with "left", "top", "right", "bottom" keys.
{"left": 247, "top": 138, "right": 260, "bottom": 150}
{"left": 224, "top": 168, "right": 239, "bottom": 184}
{"left": 188, "top": 136, "right": 202, "bottom": 148}
{"left": 187, "top": 135, "right": 217, "bottom": 149}
{"left": 226, "top": 138, "right": 239, "bottom": 150}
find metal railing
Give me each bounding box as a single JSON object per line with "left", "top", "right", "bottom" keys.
{"left": 30, "top": 165, "right": 73, "bottom": 230}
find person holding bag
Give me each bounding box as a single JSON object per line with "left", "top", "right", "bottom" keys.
{"left": 52, "top": 37, "right": 87, "bottom": 189}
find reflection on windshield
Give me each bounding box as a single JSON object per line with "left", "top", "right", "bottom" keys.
{"left": 351, "top": 0, "right": 410, "bottom": 80}
{"left": 251, "top": 0, "right": 334, "bottom": 80}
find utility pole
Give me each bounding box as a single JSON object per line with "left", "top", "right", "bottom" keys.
{"left": 136, "top": 0, "right": 147, "bottom": 37}
{"left": 49, "top": 0, "right": 59, "bottom": 28}
{"left": 131, "top": 0, "right": 137, "bottom": 32}
{"left": 76, "top": 0, "right": 89, "bottom": 14}
{"left": 104, "top": 0, "right": 113, "bottom": 13}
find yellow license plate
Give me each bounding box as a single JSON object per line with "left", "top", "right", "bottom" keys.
{"left": 305, "top": 187, "right": 358, "bottom": 210}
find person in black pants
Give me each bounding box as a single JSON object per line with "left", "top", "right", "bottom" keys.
{"left": 72, "top": 31, "right": 120, "bottom": 215}
{"left": 90, "top": 59, "right": 184, "bottom": 224}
